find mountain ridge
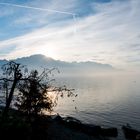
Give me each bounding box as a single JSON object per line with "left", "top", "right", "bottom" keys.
{"left": 0, "top": 54, "right": 114, "bottom": 75}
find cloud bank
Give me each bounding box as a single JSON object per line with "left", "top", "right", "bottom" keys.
{"left": 0, "top": 0, "right": 140, "bottom": 70}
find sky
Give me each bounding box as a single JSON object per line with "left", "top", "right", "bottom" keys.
{"left": 0, "top": 0, "right": 140, "bottom": 70}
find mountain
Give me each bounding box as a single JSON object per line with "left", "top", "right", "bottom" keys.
{"left": 0, "top": 54, "right": 114, "bottom": 76}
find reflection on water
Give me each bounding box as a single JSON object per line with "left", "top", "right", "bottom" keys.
{"left": 53, "top": 73, "right": 140, "bottom": 139}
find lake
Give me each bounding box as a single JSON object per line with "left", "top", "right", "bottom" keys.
{"left": 54, "top": 73, "right": 140, "bottom": 139}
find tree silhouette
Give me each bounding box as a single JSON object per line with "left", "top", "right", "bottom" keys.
{"left": 15, "top": 70, "right": 54, "bottom": 116}
{"left": 0, "top": 61, "right": 75, "bottom": 119}
{"left": 0, "top": 61, "right": 25, "bottom": 117}
{"left": 15, "top": 68, "right": 75, "bottom": 117}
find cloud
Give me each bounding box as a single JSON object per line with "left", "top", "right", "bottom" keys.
{"left": 0, "top": 0, "right": 140, "bottom": 69}
{"left": 91, "top": 58, "right": 105, "bottom": 62}
{"left": 0, "top": 0, "right": 78, "bottom": 40}
{"left": 0, "top": 2, "right": 75, "bottom": 15}
{"left": 0, "top": 45, "right": 16, "bottom": 55}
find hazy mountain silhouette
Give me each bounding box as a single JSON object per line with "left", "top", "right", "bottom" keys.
{"left": 0, "top": 54, "right": 114, "bottom": 76}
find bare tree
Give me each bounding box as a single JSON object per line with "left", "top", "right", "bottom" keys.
{"left": 0, "top": 61, "right": 25, "bottom": 117}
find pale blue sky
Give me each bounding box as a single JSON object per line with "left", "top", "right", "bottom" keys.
{"left": 0, "top": 0, "right": 140, "bottom": 69}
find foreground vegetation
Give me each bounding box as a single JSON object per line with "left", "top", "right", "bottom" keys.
{"left": 0, "top": 61, "right": 79, "bottom": 140}
{"left": 0, "top": 61, "right": 74, "bottom": 117}
{"left": 0, "top": 107, "right": 104, "bottom": 140}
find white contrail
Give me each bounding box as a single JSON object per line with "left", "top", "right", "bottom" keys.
{"left": 0, "top": 2, "right": 78, "bottom": 42}
{"left": 0, "top": 2, "right": 76, "bottom": 16}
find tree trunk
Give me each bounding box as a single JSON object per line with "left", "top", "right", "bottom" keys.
{"left": 2, "top": 79, "right": 18, "bottom": 118}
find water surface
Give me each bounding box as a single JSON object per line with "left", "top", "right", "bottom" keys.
{"left": 54, "top": 73, "right": 140, "bottom": 139}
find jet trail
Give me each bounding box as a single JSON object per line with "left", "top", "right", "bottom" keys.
{"left": 0, "top": 2, "right": 76, "bottom": 16}
{"left": 0, "top": 2, "right": 78, "bottom": 43}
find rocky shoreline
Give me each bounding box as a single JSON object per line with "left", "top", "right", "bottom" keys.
{"left": 0, "top": 107, "right": 112, "bottom": 140}
{"left": 0, "top": 107, "right": 140, "bottom": 140}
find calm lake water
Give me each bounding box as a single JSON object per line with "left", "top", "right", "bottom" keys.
{"left": 54, "top": 73, "right": 140, "bottom": 139}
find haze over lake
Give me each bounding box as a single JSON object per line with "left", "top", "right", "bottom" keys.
{"left": 54, "top": 73, "right": 140, "bottom": 139}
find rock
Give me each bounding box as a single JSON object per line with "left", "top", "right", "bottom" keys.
{"left": 122, "top": 124, "right": 140, "bottom": 139}
{"left": 136, "top": 134, "right": 140, "bottom": 140}
{"left": 100, "top": 127, "right": 118, "bottom": 137}
{"left": 81, "top": 124, "right": 101, "bottom": 136}
{"left": 62, "top": 116, "right": 82, "bottom": 130}
{"left": 50, "top": 114, "right": 63, "bottom": 122}
{"left": 62, "top": 117, "right": 101, "bottom": 136}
